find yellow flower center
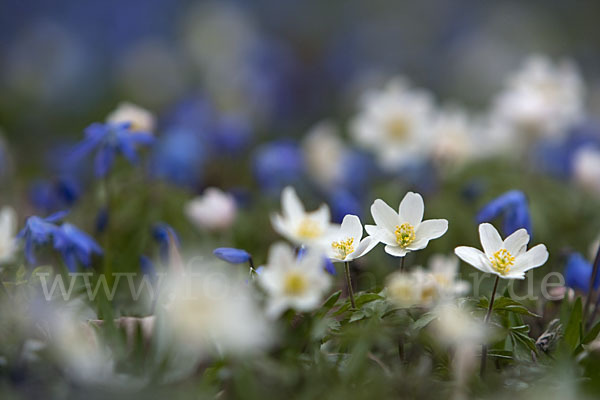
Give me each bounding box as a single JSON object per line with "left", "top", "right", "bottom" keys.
{"left": 297, "top": 218, "right": 322, "bottom": 239}
{"left": 283, "top": 272, "right": 308, "bottom": 295}
{"left": 386, "top": 116, "right": 410, "bottom": 140}
{"left": 331, "top": 238, "right": 355, "bottom": 260}
{"left": 395, "top": 223, "right": 416, "bottom": 248}
{"left": 490, "top": 249, "right": 515, "bottom": 275}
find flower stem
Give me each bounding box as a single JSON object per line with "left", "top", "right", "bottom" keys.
{"left": 480, "top": 275, "right": 500, "bottom": 378}
{"left": 584, "top": 244, "right": 600, "bottom": 325}
{"left": 400, "top": 256, "right": 406, "bottom": 272}
{"left": 345, "top": 261, "right": 356, "bottom": 309}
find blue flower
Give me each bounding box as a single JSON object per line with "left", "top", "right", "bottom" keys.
{"left": 564, "top": 253, "right": 600, "bottom": 292}
{"left": 213, "top": 248, "right": 252, "bottom": 264}
{"left": 140, "top": 255, "right": 157, "bottom": 283}
{"left": 18, "top": 211, "right": 68, "bottom": 265}
{"left": 29, "top": 176, "right": 81, "bottom": 213}
{"left": 212, "top": 115, "right": 253, "bottom": 155}
{"left": 150, "top": 129, "right": 205, "bottom": 187}
{"left": 53, "top": 223, "right": 103, "bottom": 272}
{"left": 329, "top": 190, "right": 362, "bottom": 224}
{"left": 477, "top": 190, "right": 532, "bottom": 236}
{"left": 70, "top": 122, "right": 154, "bottom": 177}
{"left": 253, "top": 140, "right": 304, "bottom": 193}
{"left": 152, "top": 223, "right": 180, "bottom": 263}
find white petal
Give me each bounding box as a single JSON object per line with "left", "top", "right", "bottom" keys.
{"left": 503, "top": 272, "right": 526, "bottom": 280}
{"left": 478, "top": 223, "right": 503, "bottom": 257}
{"left": 370, "top": 199, "right": 399, "bottom": 233}
{"left": 512, "top": 244, "right": 549, "bottom": 273}
{"left": 311, "top": 203, "right": 331, "bottom": 225}
{"left": 271, "top": 214, "right": 292, "bottom": 238}
{"left": 282, "top": 186, "right": 305, "bottom": 220}
{"left": 365, "top": 225, "right": 397, "bottom": 246}
{"left": 384, "top": 245, "right": 408, "bottom": 258}
{"left": 351, "top": 236, "right": 379, "bottom": 259}
{"left": 267, "top": 242, "right": 296, "bottom": 270}
{"left": 340, "top": 214, "right": 363, "bottom": 241}
{"left": 399, "top": 192, "right": 424, "bottom": 226}
{"left": 454, "top": 246, "right": 491, "bottom": 274}
{"left": 503, "top": 229, "right": 530, "bottom": 257}
{"left": 415, "top": 219, "right": 448, "bottom": 241}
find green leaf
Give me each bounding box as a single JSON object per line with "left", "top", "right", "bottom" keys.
{"left": 411, "top": 312, "right": 437, "bottom": 331}
{"left": 487, "top": 349, "right": 513, "bottom": 360}
{"left": 485, "top": 296, "right": 541, "bottom": 317}
{"left": 583, "top": 320, "right": 600, "bottom": 345}
{"left": 564, "top": 297, "right": 583, "bottom": 351}
{"left": 355, "top": 293, "right": 384, "bottom": 307}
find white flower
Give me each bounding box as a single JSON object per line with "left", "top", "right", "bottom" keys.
{"left": 431, "top": 302, "right": 488, "bottom": 347}
{"left": 271, "top": 186, "right": 338, "bottom": 246}
{"left": 573, "top": 146, "right": 600, "bottom": 195}
{"left": 323, "top": 215, "right": 378, "bottom": 263}
{"left": 350, "top": 77, "right": 434, "bottom": 171}
{"left": 455, "top": 223, "right": 548, "bottom": 280}
{"left": 106, "top": 101, "right": 155, "bottom": 133}
{"left": 385, "top": 270, "right": 438, "bottom": 308}
{"left": 258, "top": 242, "right": 332, "bottom": 318}
{"left": 491, "top": 54, "right": 584, "bottom": 140}
{"left": 160, "top": 268, "right": 272, "bottom": 359}
{"left": 366, "top": 192, "right": 448, "bottom": 257}
{"left": 430, "top": 106, "right": 476, "bottom": 168}
{"left": 302, "top": 121, "right": 347, "bottom": 189}
{"left": 0, "top": 207, "right": 17, "bottom": 264}
{"left": 427, "top": 254, "right": 470, "bottom": 298}
{"left": 185, "top": 187, "right": 237, "bottom": 231}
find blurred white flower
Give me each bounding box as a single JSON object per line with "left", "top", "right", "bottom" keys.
{"left": 350, "top": 77, "right": 434, "bottom": 171}
{"left": 185, "top": 187, "right": 238, "bottom": 232}
{"left": 491, "top": 55, "right": 584, "bottom": 140}
{"left": 302, "top": 121, "right": 347, "bottom": 189}
{"left": 258, "top": 242, "right": 332, "bottom": 318}
{"left": 430, "top": 106, "right": 476, "bottom": 168}
{"left": 271, "top": 186, "right": 338, "bottom": 246}
{"left": 0, "top": 206, "right": 17, "bottom": 264}
{"left": 160, "top": 267, "right": 272, "bottom": 359}
{"left": 427, "top": 254, "right": 470, "bottom": 298}
{"left": 366, "top": 192, "right": 448, "bottom": 258}
{"left": 323, "top": 215, "right": 378, "bottom": 262}
{"left": 455, "top": 223, "right": 548, "bottom": 280}
{"left": 385, "top": 270, "right": 438, "bottom": 308}
{"left": 106, "top": 102, "right": 155, "bottom": 133}
{"left": 573, "top": 146, "right": 600, "bottom": 195}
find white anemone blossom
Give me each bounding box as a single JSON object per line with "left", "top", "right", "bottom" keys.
{"left": 366, "top": 192, "right": 448, "bottom": 257}
{"left": 302, "top": 121, "right": 347, "bottom": 189}
{"left": 0, "top": 206, "right": 17, "bottom": 264}
{"left": 350, "top": 77, "right": 434, "bottom": 171}
{"left": 160, "top": 268, "right": 272, "bottom": 359}
{"left": 491, "top": 54, "right": 584, "bottom": 140}
{"left": 455, "top": 223, "right": 548, "bottom": 280}
{"left": 426, "top": 254, "right": 470, "bottom": 298}
{"left": 258, "top": 242, "right": 332, "bottom": 318}
{"left": 185, "top": 187, "right": 238, "bottom": 231}
{"left": 106, "top": 101, "right": 156, "bottom": 133}
{"left": 271, "top": 186, "right": 338, "bottom": 246}
{"left": 323, "top": 214, "right": 378, "bottom": 263}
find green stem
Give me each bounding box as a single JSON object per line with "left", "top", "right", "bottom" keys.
{"left": 480, "top": 275, "right": 500, "bottom": 378}
{"left": 584, "top": 244, "right": 600, "bottom": 325}
{"left": 400, "top": 256, "right": 406, "bottom": 272}
{"left": 344, "top": 261, "right": 356, "bottom": 309}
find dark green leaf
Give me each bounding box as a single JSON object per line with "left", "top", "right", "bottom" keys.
{"left": 564, "top": 297, "right": 583, "bottom": 351}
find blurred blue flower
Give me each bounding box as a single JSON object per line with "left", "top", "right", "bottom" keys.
{"left": 213, "top": 247, "right": 252, "bottom": 264}
{"left": 140, "top": 255, "right": 157, "bottom": 283}
{"left": 212, "top": 115, "right": 253, "bottom": 155}
{"left": 18, "top": 211, "right": 68, "bottom": 265}
{"left": 338, "top": 150, "right": 375, "bottom": 194}
{"left": 477, "top": 190, "right": 532, "bottom": 236}
{"left": 29, "top": 176, "right": 81, "bottom": 213}
{"left": 70, "top": 122, "right": 154, "bottom": 177}
{"left": 297, "top": 246, "right": 336, "bottom": 275}
{"left": 564, "top": 253, "right": 600, "bottom": 292}
{"left": 53, "top": 223, "right": 102, "bottom": 272}
{"left": 151, "top": 129, "right": 204, "bottom": 187}
{"left": 329, "top": 190, "right": 362, "bottom": 223}
{"left": 95, "top": 207, "right": 109, "bottom": 234}
{"left": 152, "top": 223, "right": 180, "bottom": 263}
{"left": 253, "top": 140, "right": 304, "bottom": 193}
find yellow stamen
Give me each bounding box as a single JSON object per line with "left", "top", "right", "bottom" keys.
{"left": 395, "top": 223, "right": 416, "bottom": 248}
{"left": 386, "top": 116, "right": 410, "bottom": 140}
{"left": 331, "top": 238, "right": 355, "bottom": 260}
{"left": 297, "top": 218, "right": 322, "bottom": 239}
{"left": 283, "top": 272, "right": 308, "bottom": 295}
{"left": 490, "top": 249, "right": 515, "bottom": 275}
